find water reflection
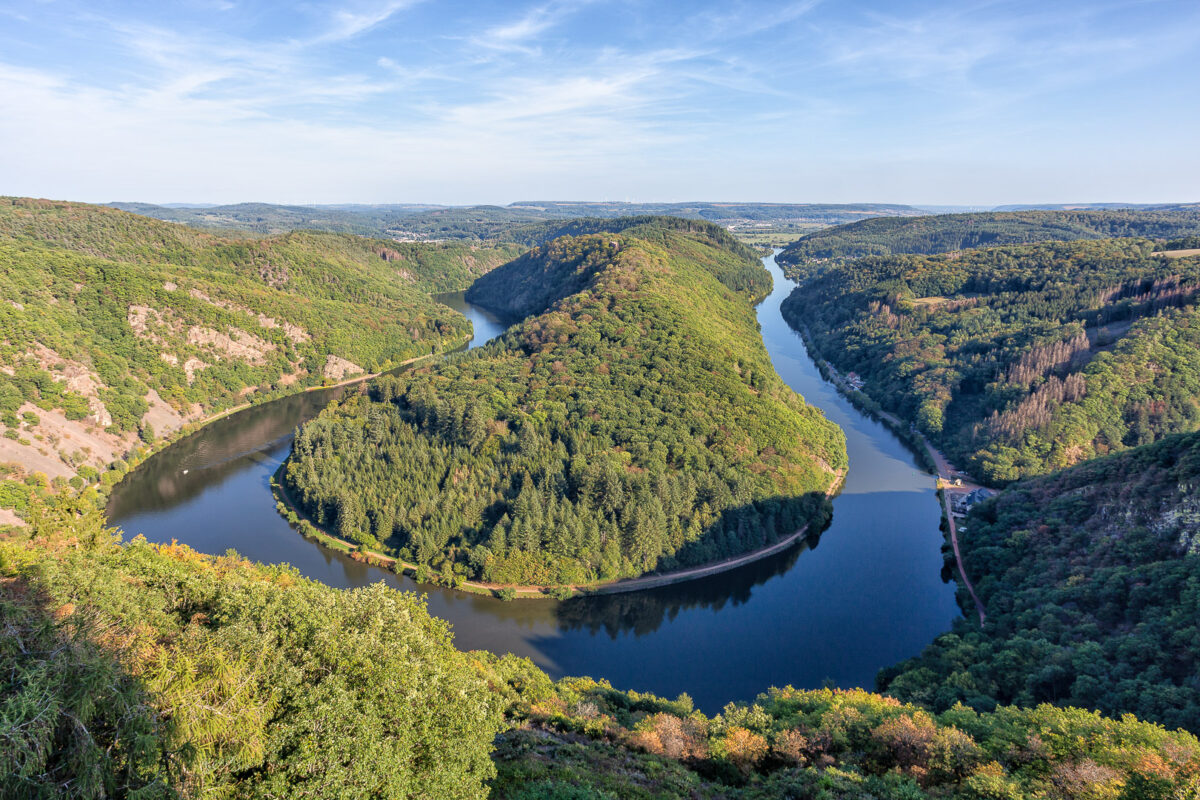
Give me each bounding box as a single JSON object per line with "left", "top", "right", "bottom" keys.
{"left": 557, "top": 528, "right": 822, "bottom": 639}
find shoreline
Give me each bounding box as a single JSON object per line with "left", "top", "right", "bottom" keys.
{"left": 271, "top": 463, "right": 846, "bottom": 600}
{"left": 90, "top": 344, "right": 462, "bottom": 499}
{"left": 790, "top": 323, "right": 989, "bottom": 625}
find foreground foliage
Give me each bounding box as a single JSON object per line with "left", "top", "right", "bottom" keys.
{"left": 782, "top": 237, "right": 1200, "bottom": 483}
{"left": 486, "top": 655, "right": 1200, "bottom": 799}
{"left": 284, "top": 219, "right": 846, "bottom": 585}
{"left": 0, "top": 504, "right": 504, "bottom": 799}
{"left": 882, "top": 431, "right": 1200, "bottom": 733}
{"left": 6, "top": 507, "right": 1199, "bottom": 799}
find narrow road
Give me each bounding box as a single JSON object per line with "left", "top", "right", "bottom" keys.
{"left": 940, "top": 492, "right": 986, "bottom": 625}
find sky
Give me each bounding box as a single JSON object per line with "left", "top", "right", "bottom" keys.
{"left": 1, "top": 0, "right": 1197, "bottom": 206}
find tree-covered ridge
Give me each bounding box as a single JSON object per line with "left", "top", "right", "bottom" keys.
{"left": 881, "top": 432, "right": 1200, "bottom": 734}
{"left": 8, "top": 506, "right": 1199, "bottom": 799}
{"left": 469, "top": 216, "right": 768, "bottom": 310}
{"left": 0, "top": 198, "right": 516, "bottom": 487}
{"left": 776, "top": 208, "right": 1200, "bottom": 271}
{"left": 782, "top": 238, "right": 1200, "bottom": 483}
{"left": 284, "top": 223, "right": 846, "bottom": 586}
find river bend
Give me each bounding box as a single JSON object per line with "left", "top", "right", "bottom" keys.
{"left": 107, "top": 258, "right": 960, "bottom": 712}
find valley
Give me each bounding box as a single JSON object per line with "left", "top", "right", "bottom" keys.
{"left": 6, "top": 202, "right": 1200, "bottom": 798}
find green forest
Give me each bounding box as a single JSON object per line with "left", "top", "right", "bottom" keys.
{"left": 881, "top": 431, "right": 1200, "bottom": 733}
{"left": 5, "top": 504, "right": 1198, "bottom": 799}
{"left": 0, "top": 198, "right": 518, "bottom": 487}
{"left": 283, "top": 218, "right": 846, "bottom": 586}
{"left": 782, "top": 237, "right": 1200, "bottom": 483}
{"left": 777, "top": 209, "right": 1200, "bottom": 272}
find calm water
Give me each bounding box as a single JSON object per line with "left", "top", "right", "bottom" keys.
{"left": 107, "top": 259, "right": 959, "bottom": 712}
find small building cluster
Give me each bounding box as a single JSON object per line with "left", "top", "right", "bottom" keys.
{"left": 950, "top": 487, "right": 996, "bottom": 516}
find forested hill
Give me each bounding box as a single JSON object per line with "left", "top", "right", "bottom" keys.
{"left": 881, "top": 431, "right": 1200, "bottom": 732}
{"left": 468, "top": 216, "right": 767, "bottom": 311}
{"left": 7, "top": 503, "right": 1200, "bottom": 798}
{"left": 0, "top": 198, "right": 517, "bottom": 492}
{"left": 782, "top": 237, "right": 1200, "bottom": 483}
{"left": 776, "top": 208, "right": 1200, "bottom": 271}
{"left": 284, "top": 219, "right": 847, "bottom": 586}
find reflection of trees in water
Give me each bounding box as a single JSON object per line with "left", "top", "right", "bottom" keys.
{"left": 106, "top": 386, "right": 349, "bottom": 519}
{"left": 555, "top": 526, "right": 826, "bottom": 639}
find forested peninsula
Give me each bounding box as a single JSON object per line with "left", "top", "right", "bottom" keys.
{"left": 776, "top": 207, "right": 1200, "bottom": 272}
{"left": 782, "top": 237, "right": 1200, "bottom": 483}
{"left": 283, "top": 218, "right": 846, "bottom": 586}
{"left": 0, "top": 198, "right": 518, "bottom": 509}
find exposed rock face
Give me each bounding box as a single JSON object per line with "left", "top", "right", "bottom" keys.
{"left": 323, "top": 355, "right": 364, "bottom": 382}
{"left": 186, "top": 325, "right": 274, "bottom": 363}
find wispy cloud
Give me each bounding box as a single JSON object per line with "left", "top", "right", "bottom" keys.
{"left": 314, "top": 0, "right": 421, "bottom": 44}
{"left": 0, "top": 0, "right": 1196, "bottom": 204}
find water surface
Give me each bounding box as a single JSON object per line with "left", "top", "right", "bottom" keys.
{"left": 108, "top": 258, "right": 960, "bottom": 712}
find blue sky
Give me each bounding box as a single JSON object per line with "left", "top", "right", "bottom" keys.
{"left": 1, "top": 0, "right": 1197, "bottom": 205}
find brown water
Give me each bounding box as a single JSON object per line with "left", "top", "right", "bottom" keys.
{"left": 107, "top": 261, "right": 960, "bottom": 712}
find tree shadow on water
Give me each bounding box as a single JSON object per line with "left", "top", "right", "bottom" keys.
{"left": 554, "top": 495, "right": 833, "bottom": 639}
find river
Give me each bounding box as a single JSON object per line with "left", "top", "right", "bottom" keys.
{"left": 107, "top": 258, "right": 960, "bottom": 712}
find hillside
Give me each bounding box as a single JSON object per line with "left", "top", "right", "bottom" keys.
{"left": 781, "top": 238, "right": 1200, "bottom": 483}
{"left": 881, "top": 432, "right": 1200, "bottom": 732}
{"left": 5, "top": 505, "right": 1199, "bottom": 799}
{"left": 0, "top": 198, "right": 517, "bottom": 494}
{"left": 283, "top": 219, "right": 846, "bottom": 586}
{"left": 776, "top": 208, "right": 1200, "bottom": 271}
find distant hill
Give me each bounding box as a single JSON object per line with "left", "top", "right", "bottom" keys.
{"left": 881, "top": 431, "right": 1200, "bottom": 732}
{"left": 992, "top": 201, "right": 1200, "bottom": 211}
{"left": 777, "top": 208, "right": 1200, "bottom": 270}
{"left": 106, "top": 201, "right": 427, "bottom": 236}
{"left": 0, "top": 198, "right": 517, "bottom": 490}
{"left": 110, "top": 200, "right": 927, "bottom": 241}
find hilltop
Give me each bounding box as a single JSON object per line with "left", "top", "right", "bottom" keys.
{"left": 283, "top": 217, "right": 846, "bottom": 585}
{"left": 776, "top": 208, "right": 1200, "bottom": 272}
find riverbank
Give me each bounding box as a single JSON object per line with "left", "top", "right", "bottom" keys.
{"left": 272, "top": 463, "right": 846, "bottom": 600}
{"left": 788, "top": 322, "right": 989, "bottom": 625}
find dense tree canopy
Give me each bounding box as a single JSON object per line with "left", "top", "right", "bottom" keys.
{"left": 777, "top": 208, "right": 1200, "bottom": 271}
{"left": 285, "top": 220, "right": 846, "bottom": 585}
{"left": 881, "top": 431, "right": 1200, "bottom": 733}
{"left": 782, "top": 238, "right": 1200, "bottom": 483}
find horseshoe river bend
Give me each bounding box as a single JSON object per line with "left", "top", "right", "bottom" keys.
{"left": 107, "top": 253, "right": 960, "bottom": 713}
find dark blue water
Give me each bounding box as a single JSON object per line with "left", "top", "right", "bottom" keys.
{"left": 107, "top": 258, "right": 960, "bottom": 712}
